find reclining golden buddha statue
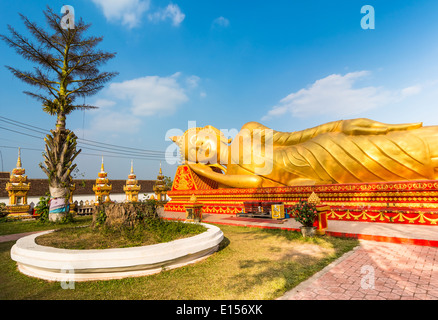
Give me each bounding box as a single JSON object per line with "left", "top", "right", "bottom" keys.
{"left": 170, "top": 118, "right": 438, "bottom": 188}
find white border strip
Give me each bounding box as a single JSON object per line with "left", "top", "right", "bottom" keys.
{"left": 11, "top": 223, "right": 223, "bottom": 281}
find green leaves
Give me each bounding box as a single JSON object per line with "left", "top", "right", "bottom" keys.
{"left": 0, "top": 6, "right": 118, "bottom": 122}
{"left": 35, "top": 193, "right": 50, "bottom": 222}
{"left": 291, "top": 200, "right": 318, "bottom": 227}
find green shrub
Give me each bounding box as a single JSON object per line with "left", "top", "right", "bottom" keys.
{"left": 94, "top": 207, "right": 107, "bottom": 227}
{"left": 35, "top": 193, "right": 50, "bottom": 223}
{"left": 35, "top": 192, "right": 74, "bottom": 224}
{"left": 0, "top": 203, "right": 8, "bottom": 219}
{"left": 291, "top": 200, "right": 318, "bottom": 227}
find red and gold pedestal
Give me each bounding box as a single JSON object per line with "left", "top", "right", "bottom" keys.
{"left": 313, "top": 205, "right": 329, "bottom": 235}
{"left": 165, "top": 165, "right": 438, "bottom": 226}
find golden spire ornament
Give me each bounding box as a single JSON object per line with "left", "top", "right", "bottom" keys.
{"left": 307, "top": 192, "right": 321, "bottom": 205}
{"left": 16, "top": 147, "right": 22, "bottom": 168}
{"left": 124, "top": 160, "right": 141, "bottom": 202}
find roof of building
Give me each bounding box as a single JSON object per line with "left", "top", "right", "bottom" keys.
{"left": 0, "top": 176, "right": 156, "bottom": 198}
{"left": 0, "top": 172, "right": 9, "bottom": 179}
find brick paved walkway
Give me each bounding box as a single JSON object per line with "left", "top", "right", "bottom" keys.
{"left": 279, "top": 240, "right": 438, "bottom": 300}
{"left": 0, "top": 231, "right": 44, "bottom": 243}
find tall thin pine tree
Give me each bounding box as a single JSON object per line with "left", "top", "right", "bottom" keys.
{"left": 1, "top": 6, "right": 118, "bottom": 220}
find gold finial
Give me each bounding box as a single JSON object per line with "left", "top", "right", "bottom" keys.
{"left": 130, "top": 160, "right": 134, "bottom": 174}
{"left": 16, "top": 147, "right": 22, "bottom": 168}
{"left": 308, "top": 192, "right": 321, "bottom": 205}
{"left": 101, "top": 156, "right": 105, "bottom": 172}
{"left": 159, "top": 161, "right": 162, "bottom": 175}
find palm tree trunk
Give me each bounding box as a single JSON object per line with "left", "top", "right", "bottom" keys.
{"left": 55, "top": 111, "right": 66, "bottom": 131}
{"left": 41, "top": 115, "right": 78, "bottom": 221}
{"left": 48, "top": 185, "right": 70, "bottom": 221}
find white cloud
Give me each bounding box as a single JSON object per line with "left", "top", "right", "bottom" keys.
{"left": 148, "top": 4, "right": 185, "bottom": 26}
{"left": 94, "top": 112, "right": 142, "bottom": 134}
{"left": 212, "top": 16, "right": 230, "bottom": 27}
{"left": 91, "top": 0, "right": 150, "bottom": 29}
{"left": 108, "top": 73, "right": 189, "bottom": 116}
{"left": 93, "top": 98, "right": 116, "bottom": 109}
{"left": 185, "top": 75, "right": 200, "bottom": 89}
{"left": 262, "top": 71, "right": 422, "bottom": 120}
{"left": 400, "top": 85, "right": 422, "bottom": 97}
{"left": 86, "top": 73, "right": 200, "bottom": 134}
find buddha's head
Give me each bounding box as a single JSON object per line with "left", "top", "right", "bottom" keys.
{"left": 170, "top": 125, "right": 231, "bottom": 164}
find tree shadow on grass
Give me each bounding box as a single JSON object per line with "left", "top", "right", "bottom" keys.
{"left": 217, "top": 236, "right": 231, "bottom": 252}
{"left": 226, "top": 252, "right": 335, "bottom": 299}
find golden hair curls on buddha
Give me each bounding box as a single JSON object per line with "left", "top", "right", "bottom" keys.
{"left": 170, "top": 118, "right": 438, "bottom": 188}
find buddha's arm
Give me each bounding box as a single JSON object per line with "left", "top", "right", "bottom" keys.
{"left": 241, "top": 119, "right": 423, "bottom": 147}
{"left": 341, "top": 118, "right": 422, "bottom": 135}
{"left": 187, "top": 162, "right": 263, "bottom": 188}
{"left": 241, "top": 121, "right": 342, "bottom": 146}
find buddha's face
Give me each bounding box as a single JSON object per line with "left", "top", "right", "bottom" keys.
{"left": 171, "top": 126, "right": 229, "bottom": 164}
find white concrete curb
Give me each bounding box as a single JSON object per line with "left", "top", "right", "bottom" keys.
{"left": 10, "top": 222, "right": 224, "bottom": 282}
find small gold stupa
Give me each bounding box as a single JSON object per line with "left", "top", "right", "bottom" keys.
{"left": 123, "top": 160, "right": 141, "bottom": 202}
{"left": 5, "top": 148, "right": 31, "bottom": 218}
{"left": 153, "top": 162, "right": 169, "bottom": 202}
{"left": 92, "top": 157, "right": 112, "bottom": 205}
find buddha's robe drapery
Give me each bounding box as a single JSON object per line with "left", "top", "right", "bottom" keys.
{"left": 234, "top": 121, "right": 436, "bottom": 186}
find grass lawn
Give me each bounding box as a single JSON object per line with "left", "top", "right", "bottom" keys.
{"left": 0, "top": 215, "right": 92, "bottom": 235}
{"left": 0, "top": 223, "right": 359, "bottom": 300}
{"left": 35, "top": 220, "right": 207, "bottom": 249}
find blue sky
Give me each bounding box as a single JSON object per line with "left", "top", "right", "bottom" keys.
{"left": 1, "top": 0, "right": 438, "bottom": 182}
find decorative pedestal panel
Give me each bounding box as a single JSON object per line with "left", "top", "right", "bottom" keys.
{"left": 314, "top": 205, "right": 329, "bottom": 235}
{"left": 185, "top": 203, "right": 203, "bottom": 222}
{"left": 165, "top": 165, "right": 438, "bottom": 226}
{"left": 271, "top": 203, "right": 285, "bottom": 220}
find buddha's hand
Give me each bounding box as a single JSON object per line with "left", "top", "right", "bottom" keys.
{"left": 341, "top": 118, "right": 422, "bottom": 135}
{"left": 186, "top": 162, "right": 215, "bottom": 175}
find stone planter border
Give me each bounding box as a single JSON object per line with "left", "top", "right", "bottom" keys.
{"left": 10, "top": 222, "right": 224, "bottom": 282}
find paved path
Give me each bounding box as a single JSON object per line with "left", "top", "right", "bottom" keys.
{"left": 0, "top": 231, "right": 45, "bottom": 243}
{"left": 278, "top": 240, "right": 438, "bottom": 300}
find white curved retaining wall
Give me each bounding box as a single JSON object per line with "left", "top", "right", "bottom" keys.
{"left": 10, "top": 223, "right": 223, "bottom": 282}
